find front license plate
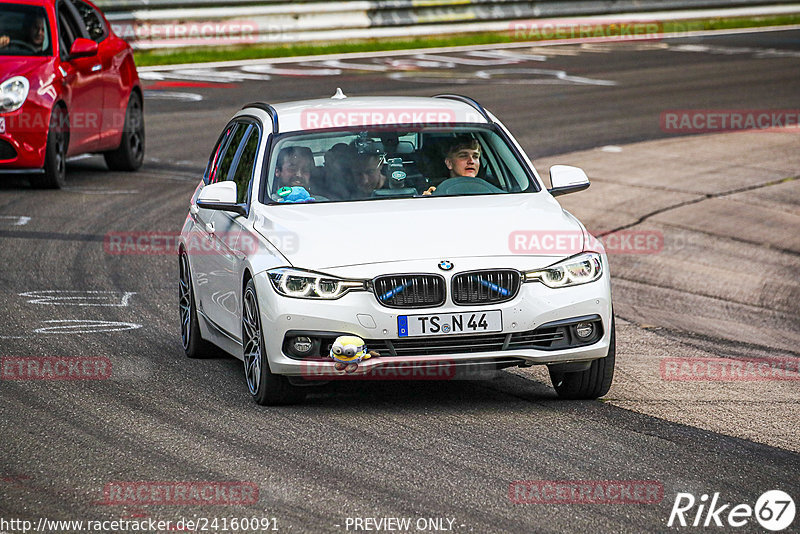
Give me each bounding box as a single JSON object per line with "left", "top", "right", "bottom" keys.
{"left": 398, "top": 310, "right": 502, "bottom": 337}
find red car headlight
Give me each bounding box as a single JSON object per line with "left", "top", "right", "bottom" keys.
{"left": 0, "top": 76, "right": 30, "bottom": 113}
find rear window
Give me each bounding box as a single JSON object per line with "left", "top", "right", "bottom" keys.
{"left": 0, "top": 4, "right": 53, "bottom": 56}
{"left": 70, "top": 0, "right": 107, "bottom": 42}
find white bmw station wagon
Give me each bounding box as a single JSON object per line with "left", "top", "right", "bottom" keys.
{"left": 179, "top": 92, "right": 614, "bottom": 405}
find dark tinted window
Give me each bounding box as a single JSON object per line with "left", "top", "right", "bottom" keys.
{"left": 205, "top": 125, "right": 235, "bottom": 184}
{"left": 229, "top": 126, "right": 260, "bottom": 204}
{"left": 57, "top": 4, "right": 83, "bottom": 58}
{"left": 70, "top": 0, "right": 107, "bottom": 42}
{"left": 215, "top": 125, "right": 248, "bottom": 185}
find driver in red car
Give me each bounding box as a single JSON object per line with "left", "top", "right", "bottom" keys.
{"left": 0, "top": 15, "right": 47, "bottom": 52}
{"left": 424, "top": 136, "right": 482, "bottom": 195}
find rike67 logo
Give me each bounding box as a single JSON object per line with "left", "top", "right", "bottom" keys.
{"left": 668, "top": 490, "right": 795, "bottom": 531}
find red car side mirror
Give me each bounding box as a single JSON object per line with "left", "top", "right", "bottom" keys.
{"left": 69, "top": 38, "right": 98, "bottom": 59}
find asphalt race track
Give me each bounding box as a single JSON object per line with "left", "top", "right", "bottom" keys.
{"left": 1, "top": 28, "right": 799, "bottom": 533}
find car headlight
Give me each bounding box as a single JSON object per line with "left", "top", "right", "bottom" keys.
{"left": 523, "top": 253, "right": 603, "bottom": 288}
{"left": 267, "top": 268, "right": 366, "bottom": 299}
{"left": 0, "top": 76, "right": 30, "bottom": 113}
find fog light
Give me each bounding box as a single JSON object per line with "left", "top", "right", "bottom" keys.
{"left": 292, "top": 336, "right": 313, "bottom": 354}
{"left": 575, "top": 322, "right": 594, "bottom": 339}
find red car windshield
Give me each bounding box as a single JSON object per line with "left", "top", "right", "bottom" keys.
{"left": 0, "top": 4, "right": 53, "bottom": 56}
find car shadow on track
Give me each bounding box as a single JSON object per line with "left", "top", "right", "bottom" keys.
{"left": 209, "top": 354, "right": 563, "bottom": 407}
{"left": 0, "top": 158, "right": 111, "bottom": 190}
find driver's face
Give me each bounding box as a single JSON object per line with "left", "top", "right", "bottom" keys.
{"left": 276, "top": 156, "right": 312, "bottom": 189}
{"left": 29, "top": 18, "right": 45, "bottom": 47}
{"left": 446, "top": 148, "right": 480, "bottom": 177}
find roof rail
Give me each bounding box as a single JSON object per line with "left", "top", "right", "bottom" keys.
{"left": 241, "top": 102, "right": 279, "bottom": 134}
{"left": 433, "top": 94, "right": 492, "bottom": 123}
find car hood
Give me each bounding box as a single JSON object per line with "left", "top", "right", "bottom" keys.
{"left": 252, "top": 194, "right": 586, "bottom": 269}
{"left": 0, "top": 56, "right": 54, "bottom": 82}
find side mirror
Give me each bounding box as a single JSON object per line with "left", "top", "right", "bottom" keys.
{"left": 69, "top": 38, "right": 98, "bottom": 59}
{"left": 548, "top": 165, "right": 590, "bottom": 197}
{"left": 196, "top": 182, "right": 247, "bottom": 216}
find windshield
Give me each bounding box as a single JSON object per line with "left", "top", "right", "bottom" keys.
{"left": 0, "top": 4, "right": 53, "bottom": 57}
{"left": 264, "top": 126, "right": 537, "bottom": 204}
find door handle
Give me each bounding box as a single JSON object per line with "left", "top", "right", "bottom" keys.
{"left": 205, "top": 222, "right": 215, "bottom": 235}
{"left": 91, "top": 64, "right": 102, "bottom": 72}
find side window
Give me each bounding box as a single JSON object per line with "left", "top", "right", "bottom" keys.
{"left": 205, "top": 125, "right": 236, "bottom": 184}
{"left": 70, "top": 0, "right": 107, "bottom": 42}
{"left": 228, "top": 126, "right": 260, "bottom": 204}
{"left": 215, "top": 125, "right": 248, "bottom": 184}
{"left": 57, "top": 3, "right": 83, "bottom": 58}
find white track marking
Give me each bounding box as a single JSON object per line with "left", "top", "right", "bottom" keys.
{"left": 33, "top": 320, "right": 142, "bottom": 334}
{"left": 0, "top": 216, "right": 31, "bottom": 226}
{"left": 413, "top": 53, "right": 520, "bottom": 65}
{"left": 142, "top": 90, "right": 203, "bottom": 102}
{"left": 139, "top": 26, "right": 800, "bottom": 87}
{"left": 308, "top": 59, "right": 390, "bottom": 72}
{"left": 66, "top": 154, "right": 94, "bottom": 161}
{"left": 382, "top": 57, "right": 455, "bottom": 69}
{"left": 465, "top": 50, "right": 547, "bottom": 62}
{"left": 476, "top": 68, "right": 617, "bottom": 85}
{"left": 19, "top": 291, "right": 136, "bottom": 307}
{"left": 532, "top": 47, "right": 584, "bottom": 56}
{"left": 240, "top": 64, "right": 341, "bottom": 76}
{"left": 137, "top": 24, "right": 800, "bottom": 72}
{"left": 600, "top": 145, "right": 624, "bottom": 152}
{"left": 388, "top": 68, "right": 617, "bottom": 86}
{"left": 140, "top": 68, "right": 271, "bottom": 82}
{"left": 670, "top": 43, "right": 800, "bottom": 58}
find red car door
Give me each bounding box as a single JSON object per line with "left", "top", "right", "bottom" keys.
{"left": 68, "top": 0, "right": 128, "bottom": 150}
{"left": 55, "top": 0, "right": 103, "bottom": 154}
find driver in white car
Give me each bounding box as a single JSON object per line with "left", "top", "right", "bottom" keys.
{"left": 424, "top": 136, "right": 482, "bottom": 195}
{"left": 444, "top": 136, "right": 481, "bottom": 178}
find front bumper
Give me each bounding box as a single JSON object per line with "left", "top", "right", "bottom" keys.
{"left": 0, "top": 104, "right": 50, "bottom": 170}
{"left": 253, "top": 271, "right": 613, "bottom": 377}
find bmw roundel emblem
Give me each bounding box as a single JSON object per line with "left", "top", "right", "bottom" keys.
{"left": 439, "top": 260, "right": 453, "bottom": 271}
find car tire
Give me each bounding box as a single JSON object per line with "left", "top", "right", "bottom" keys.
{"left": 31, "top": 106, "right": 68, "bottom": 189}
{"left": 242, "top": 279, "right": 305, "bottom": 405}
{"left": 104, "top": 91, "right": 144, "bottom": 172}
{"left": 179, "top": 251, "right": 217, "bottom": 358}
{"left": 549, "top": 316, "right": 615, "bottom": 400}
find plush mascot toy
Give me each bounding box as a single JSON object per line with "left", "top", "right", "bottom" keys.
{"left": 330, "top": 335, "right": 380, "bottom": 373}
{"left": 276, "top": 186, "right": 315, "bottom": 203}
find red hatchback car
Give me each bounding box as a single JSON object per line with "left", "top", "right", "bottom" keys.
{"left": 0, "top": 0, "right": 144, "bottom": 188}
